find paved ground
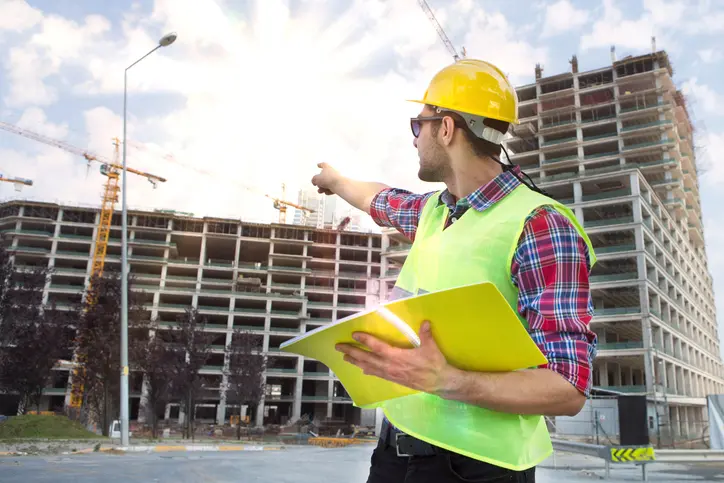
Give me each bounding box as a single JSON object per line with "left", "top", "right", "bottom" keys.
{"left": 1, "top": 445, "right": 723, "bottom": 482}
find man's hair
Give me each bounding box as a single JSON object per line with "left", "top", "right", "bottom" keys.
{"left": 427, "top": 105, "right": 509, "bottom": 158}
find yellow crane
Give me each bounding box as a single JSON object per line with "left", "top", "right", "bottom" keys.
{"left": 417, "top": 0, "right": 465, "bottom": 61}
{"left": 0, "top": 174, "right": 33, "bottom": 190}
{"left": 0, "top": 121, "right": 165, "bottom": 286}
{"left": 267, "top": 183, "right": 315, "bottom": 224}
{"left": 0, "top": 121, "right": 166, "bottom": 409}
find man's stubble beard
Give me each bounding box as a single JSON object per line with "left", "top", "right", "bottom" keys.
{"left": 417, "top": 139, "right": 450, "bottom": 183}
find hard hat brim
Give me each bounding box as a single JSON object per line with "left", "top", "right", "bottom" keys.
{"left": 406, "top": 99, "right": 519, "bottom": 125}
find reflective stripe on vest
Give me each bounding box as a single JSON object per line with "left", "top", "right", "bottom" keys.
{"left": 381, "top": 184, "right": 596, "bottom": 471}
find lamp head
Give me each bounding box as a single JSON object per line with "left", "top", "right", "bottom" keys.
{"left": 159, "top": 32, "right": 177, "bottom": 47}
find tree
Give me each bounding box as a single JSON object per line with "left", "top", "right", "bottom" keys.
{"left": 225, "top": 329, "right": 266, "bottom": 440}
{"left": 132, "top": 334, "right": 176, "bottom": 439}
{"left": 74, "top": 269, "right": 148, "bottom": 435}
{"left": 0, "top": 261, "right": 74, "bottom": 414}
{"left": 167, "top": 308, "right": 213, "bottom": 440}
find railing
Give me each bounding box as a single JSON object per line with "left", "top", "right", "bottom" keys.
{"left": 581, "top": 113, "right": 617, "bottom": 124}
{"left": 540, "top": 118, "right": 576, "bottom": 129}
{"left": 583, "top": 217, "right": 634, "bottom": 228}
{"left": 550, "top": 438, "right": 724, "bottom": 481}
{"left": 620, "top": 119, "right": 673, "bottom": 132}
{"left": 594, "top": 307, "right": 641, "bottom": 316}
{"left": 234, "top": 307, "right": 266, "bottom": 313}
{"left": 542, "top": 154, "right": 578, "bottom": 164}
{"left": 581, "top": 188, "right": 631, "bottom": 202}
{"left": 541, "top": 136, "right": 578, "bottom": 147}
{"left": 622, "top": 139, "right": 675, "bottom": 151}
{"left": 619, "top": 101, "right": 669, "bottom": 113}
{"left": 584, "top": 150, "right": 619, "bottom": 160}
{"left": 590, "top": 272, "right": 638, "bottom": 283}
{"left": 583, "top": 132, "right": 618, "bottom": 142}
{"left": 14, "top": 246, "right": 51, "bottom": 253}
{"left": 268, "top": 265, "right": 310, "bottom": 273}
{"left": 594, "top": 244, "right": 636, "bottom": 254}
{"left": 238, "top": 262, "right": 267, "bottom": 270}
{"left": 598, "top": 341, "right": 644, "bottom": 350}
{"left": 168, "top": 259, "right": 200, "bottom": 265}
{"left": 3, "top": 229, "right": 53, "bottom": 236}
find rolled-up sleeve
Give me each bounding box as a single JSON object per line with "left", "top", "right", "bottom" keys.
{"left": 511, "top": 206, "right": 597, "bottom": 396}
{"left": 369, "top": 189, "right": 436, "bottom": 242}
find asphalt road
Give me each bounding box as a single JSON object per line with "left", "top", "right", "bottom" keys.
{"left": 1, "top": 445, "right": 723, "bottom": 482}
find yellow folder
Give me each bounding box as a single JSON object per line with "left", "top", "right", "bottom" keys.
{"left": 280, "top": 282, "right": 547, "bottom": 409}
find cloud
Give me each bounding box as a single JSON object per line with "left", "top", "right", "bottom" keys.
{"left": 681, "top": 78, "right": 724, "bottom": 116}
{"left": 581, "top": 0, "right": 658, "bottom": 50}
{"left": 16, "top": 106, "right": 68, "bottom": 139}
{"left": 0, "top": 0, "right": 42, "bottom": 33}
{"left": 0, "top": 0, "right": 545, "bottom": 227}
{"left": 699, "top": 130, "right": 724, "bottom": 187}
{"left": 541, "top": 0, "right": 590, "bottom": 37}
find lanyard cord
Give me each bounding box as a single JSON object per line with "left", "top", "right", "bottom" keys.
{"left": 494, "top": 145, "right": 551, "bottom": 197}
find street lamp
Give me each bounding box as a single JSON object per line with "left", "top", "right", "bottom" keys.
{"left": 120, "top": 31, "right": 177, "bottom": 447}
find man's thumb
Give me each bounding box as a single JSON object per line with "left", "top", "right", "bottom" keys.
{"left": 419, "top": 321, "right": 434, "bottom": 346}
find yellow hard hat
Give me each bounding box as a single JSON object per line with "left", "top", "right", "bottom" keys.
{"left": 409, "top": 59, "right": 519, "bottom": 125}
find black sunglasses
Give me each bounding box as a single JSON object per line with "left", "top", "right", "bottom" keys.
{"left": 410, "top": 114, "right": 468, "bottom": 138}
{"left": 410, "top": 116, "right": 447, "bottom": 138}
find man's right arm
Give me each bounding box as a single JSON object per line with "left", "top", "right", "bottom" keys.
{"left": 311, "top": 162, "right": 434, "bottom": 242}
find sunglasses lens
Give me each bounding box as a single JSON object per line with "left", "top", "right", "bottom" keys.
{"left": 411, "top": 120, "right": 421, "bottom": 137}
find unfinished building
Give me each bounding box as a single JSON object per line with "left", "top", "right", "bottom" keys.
{"left": 0, "top": 202, "right": 382, "bottom": 427}
{"left": 381, "top": 51, "right": 724, "bottom": 443}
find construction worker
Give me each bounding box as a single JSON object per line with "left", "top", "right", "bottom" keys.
{"left": 311, "top": 59, "right": 597, "bottom": 483}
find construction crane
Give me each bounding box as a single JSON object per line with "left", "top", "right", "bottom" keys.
{"left": 0, "top": 121, "right": 166, "bottom": 410}
{"left": 0, "top": 121, "right": 166, "bottom": 285}
{"left": 417, "top": 0, "right": 465, "bottom": 61}
{"left": 0, "top": 174, "right": 33, "bottom": 191}
{"left": 127, "top": 142, "right": 314, "bottom": 225}
{"left": 266, "top": 183, "right": 315, "bottom": 224}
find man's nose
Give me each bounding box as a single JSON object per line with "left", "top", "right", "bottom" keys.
{"left": 413, "top": 137, "right": 418, "bottom": 149}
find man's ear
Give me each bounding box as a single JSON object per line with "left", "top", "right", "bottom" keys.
{"left": 440, "top": 116, "right": 456, "bottom": 146}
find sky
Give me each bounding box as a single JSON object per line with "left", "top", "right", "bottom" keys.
{"left": 1, "top": 0, "right": 724, "bottom": 331}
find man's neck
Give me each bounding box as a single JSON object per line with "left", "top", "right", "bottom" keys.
{"left": 444, "top": 157, "right": 503, "bottom": 201}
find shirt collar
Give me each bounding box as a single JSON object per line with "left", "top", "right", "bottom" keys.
{"left": 437, "top": 165, "right": 523, "bottom": 213}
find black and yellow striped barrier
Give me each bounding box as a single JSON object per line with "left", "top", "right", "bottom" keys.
{"left": 609, "top": 446, "right": 656, "bottom": 463}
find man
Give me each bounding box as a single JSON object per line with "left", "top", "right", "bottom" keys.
{"left": 311, "top": 59, "right": 597, "bottom": 483}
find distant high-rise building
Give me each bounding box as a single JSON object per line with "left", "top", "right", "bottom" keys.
{"left": 293, "top": 188, "right": 337, "bottom": 229}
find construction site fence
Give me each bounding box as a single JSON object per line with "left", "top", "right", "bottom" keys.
{"left": 551, "top": 438, "right": 724, "bottom": 481}
{"left": 546, "top": 398, "right": 711, "bottom": 449}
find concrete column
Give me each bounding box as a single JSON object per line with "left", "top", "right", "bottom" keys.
{"left": 255, "top": 400, "right": 264, "bottom": 427}
{"left": 293, "top": 377, "right": 302, "bottom": 421}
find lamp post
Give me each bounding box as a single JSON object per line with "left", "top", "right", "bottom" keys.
{"left": 120, "top": 32, "right": 177, "bottom": 446}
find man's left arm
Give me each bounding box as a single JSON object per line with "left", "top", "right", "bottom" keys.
{"left": 436, "top": 206, "right": 596, "bottom": 416}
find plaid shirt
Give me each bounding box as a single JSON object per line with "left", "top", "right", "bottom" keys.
{"left": 370, "top": 168, "right": 597, "bottom": 396}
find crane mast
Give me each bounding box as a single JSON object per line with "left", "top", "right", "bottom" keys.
{"left": 0, "top": 121, "right": 166, "bottom": 409}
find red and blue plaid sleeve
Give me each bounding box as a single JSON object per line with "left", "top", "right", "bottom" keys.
{"left": 369, "top": 189, "right": 437, "bottom": 242}
{"left": 512, "top": 206, "right": 597, "bottom": 396}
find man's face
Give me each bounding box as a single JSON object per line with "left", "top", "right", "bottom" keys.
{"left": 413, "top": 106, "right": 450, "bottom": 183}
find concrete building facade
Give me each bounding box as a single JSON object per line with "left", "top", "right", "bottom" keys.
{"left": 380, "top": 51, "right": 724, "bottom": 442}
{"left": 0, "top": 201, "right": 381, "bottom": 427}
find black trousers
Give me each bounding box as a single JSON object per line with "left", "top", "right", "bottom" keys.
{"left": 365, "top": 437, "right": 536, "bottom": 483}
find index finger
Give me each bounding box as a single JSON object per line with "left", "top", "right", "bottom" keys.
{"left": 352, "top": 332, "right": 391, "bottom": 354}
